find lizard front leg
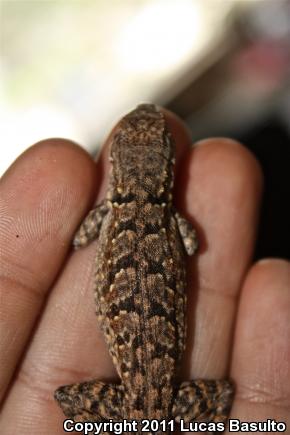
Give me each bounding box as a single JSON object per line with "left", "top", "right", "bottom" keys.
{"left": 172, "top": 379, "right": 234, "bottom": 424}
{"left": 73, "top": 200, "right": 109, "bottom": 249}
{"left": 174, "top": 211, "right": 198, "bottom": 256}
{"left": 73, "top": 201, "right": 109, "bottom": 248}
{"left": 54, "top": 379, "right": 124, "bottom": 422}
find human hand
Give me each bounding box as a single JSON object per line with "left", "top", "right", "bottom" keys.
{"left": 0, "top": 110, "right": 289, "bottom": 434}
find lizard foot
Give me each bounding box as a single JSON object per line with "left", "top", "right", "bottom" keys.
{"left": 172, "top": 379, "right": 234, "bottom": 423}
{"left": 54, "top": 379, "right": 123, "bottom": 421}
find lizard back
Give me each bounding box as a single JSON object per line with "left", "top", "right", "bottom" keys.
{"left": 95, "top": 104, "right": 186, "bottom": 421}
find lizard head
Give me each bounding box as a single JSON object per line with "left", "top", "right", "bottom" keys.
{"left": 109, "top": 105, "right": 175, "bottom": 203}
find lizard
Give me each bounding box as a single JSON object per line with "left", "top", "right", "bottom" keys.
{"left": 54, "top": 104, "right": 234, "bottom": 432}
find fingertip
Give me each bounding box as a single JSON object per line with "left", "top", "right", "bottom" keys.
{"left": 235, "top": 257, "right": 290, "bottom": 358}
{"left": 176, "top": 137, "right": 263, "bottom": 219}
{"left": 2, "top": 138, "right": 99, "bottom": 222}
{"left": 0, "top": 137, "right": 100, "bottom": 291}
{"left": 243, "top": 257, "right": 290, "bottom": 302}
{"left": 251, "top": 256, "right": 290, "bottom": 272}
{"left": 193, "top": 137, "right": 263, "bottom": 195}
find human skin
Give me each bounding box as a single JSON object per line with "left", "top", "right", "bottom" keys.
{"left": 0, "top": 109, "right": 289, "bottom": 434}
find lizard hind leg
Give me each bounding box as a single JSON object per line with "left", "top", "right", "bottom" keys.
{"left": 54, "top": 379, "right": 124, "bottom": 422}
{"left": 172, "top": 379, "right": 234, "bottom": 424}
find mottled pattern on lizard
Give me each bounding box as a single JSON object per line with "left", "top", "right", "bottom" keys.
{"left": 54, "top": 104, "right": 234, "bottom": 432}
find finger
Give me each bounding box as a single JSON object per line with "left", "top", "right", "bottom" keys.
{"left": 175, "top": 139, "right": 263, "bottom": 378}
{"left": 227, "top": 259, "right": 290, "bottom": 428}
{"left": 0, "top": 139, "right": 97, "bottom": 402}
{"left": 0, "top": 110, "right": 192, "bottom": 434}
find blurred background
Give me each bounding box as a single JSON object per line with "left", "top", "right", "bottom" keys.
{"left": 1, "top": 0, "right": 290, "bottom": 260}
